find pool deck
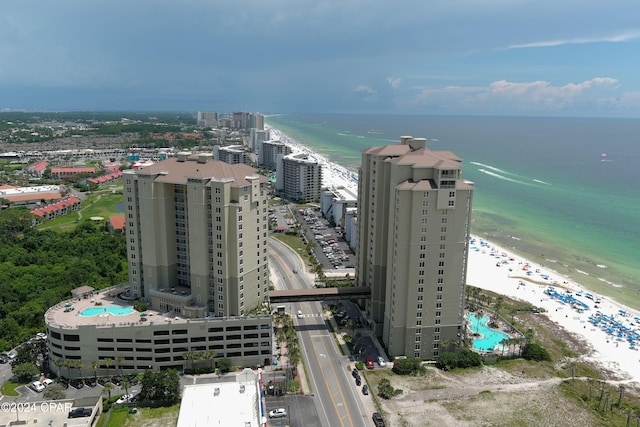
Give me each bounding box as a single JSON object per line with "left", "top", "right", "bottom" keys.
{"left": 46, "top": 290, "right": 169, "bottom": 330}
{"left": 466, "top": 311, "right": 523, "bottom": 354}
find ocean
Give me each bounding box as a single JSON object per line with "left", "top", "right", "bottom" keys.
{"left": 265, "top": 114, "right": 640, "bottom": 309}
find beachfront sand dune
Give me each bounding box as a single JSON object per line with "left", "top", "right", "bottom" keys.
{"left": 467, "top": 236, "right": 640, "bottom": 383}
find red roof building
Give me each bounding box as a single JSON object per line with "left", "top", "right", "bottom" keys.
{"left": 31, "top": 195, "right": 82, "bottom": 221}
{"left": 108, "top": 215, "right": 126, "bottom": 233}
{"left": 27, "top": 160, "right": 50, "bottom": 177}
{"left": 51, "top": 167, "right": 95, "bottom": 179}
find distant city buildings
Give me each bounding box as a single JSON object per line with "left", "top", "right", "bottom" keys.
{"left": 259, "top": 139, "right": 290, "bottom": 170}
{"left": 216, "top": 144, "right": 248, "bottom": 165}
{"left": 356, "top": 136, "right": 474, "bottom": 359}
{"left": 197, "top": 111, "right": 219, "bottom": 128}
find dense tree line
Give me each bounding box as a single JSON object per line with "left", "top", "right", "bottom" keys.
{"left": 0, "top": 209, "right": 127, "bottom": 351}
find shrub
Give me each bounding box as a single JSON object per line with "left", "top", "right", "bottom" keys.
{"left": 436, "top": 350, "right": 483, "bottom": 371}
{"left": 522, "top": 343, "right": 551, "bottom": 361}
{"left": 377, "top": 378, "right": 402, "bottom": 399}
{"left": 392, "top": 358, "right": 423, "bottom": 376}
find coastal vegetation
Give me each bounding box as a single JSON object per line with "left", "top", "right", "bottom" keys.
{"left": 0, "top": 209, "right": 128, "bottom": 351}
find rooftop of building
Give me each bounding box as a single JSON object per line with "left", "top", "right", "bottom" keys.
{"left": 45, "top": 286, "right": 270, "bottom": 331}
{"left": 129, "top": 154, "right": 268, "bottom": 186}
{"left": 177, "top": 369, "right": 263, "bottom": 427}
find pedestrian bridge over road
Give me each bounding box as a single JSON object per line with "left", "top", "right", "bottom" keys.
{"left": 268, "top": 287, "right": 371, "bottom": 304}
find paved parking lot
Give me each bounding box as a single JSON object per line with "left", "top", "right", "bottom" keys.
{"left": 295, "top": 207, "right": 355, "bottom": 273}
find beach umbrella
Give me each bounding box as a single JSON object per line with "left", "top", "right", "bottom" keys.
{"left": 64, "top": 303, "right": 72, "bottom": 308}
{"left": 140, "top": 313, "right": 148, "bottom": 317}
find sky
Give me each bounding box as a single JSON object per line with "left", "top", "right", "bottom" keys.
{"left": 2, "top": 0, "right": 640, "bottom": 117}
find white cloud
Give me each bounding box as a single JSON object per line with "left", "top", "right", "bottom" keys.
{"left": 412, "top": 78, "right": 623, "bottom": 112}
{"left": 386, "top": 77, "right": 401, "bottom": 89}
{"left": 354, "top": 84, "right": 376, "bottom": 94}
{"left": 508, "top": 30, "right": 640, "bottom": 49}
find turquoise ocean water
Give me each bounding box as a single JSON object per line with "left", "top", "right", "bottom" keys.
{"left": 266, "top": 114, "right": 640, "bottom": 308}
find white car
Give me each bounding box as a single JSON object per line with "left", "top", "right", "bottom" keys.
{"left": 269, "top": 408, "right": 287, "bottom": 418}
{"left": 377, "top": 356, "right": 386, "bottom": 367}
{"left": 116, "top": 394, "right": 133, "bottom": 404}
{"left": 42, "top": 378, "right": 54, "bottom": 387}
{"left": 30, "top": 381, "right": 45, "bottom": 392}
{"left": 297, "top": 310, "right": 303, "bottom": 318}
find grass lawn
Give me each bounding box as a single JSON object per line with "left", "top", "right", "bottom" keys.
{"left": 38, "top": 192, "right": 124, "bottom": 231}
{"left": 100, "top": 404, "right": 180, "bottom": 427}
{"left": 1, "top": 380, "right": 25, "bottom": 397}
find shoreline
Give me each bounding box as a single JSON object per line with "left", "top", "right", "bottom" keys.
{"left": 266, "top": 124, "right": 640, "bottom": 382}
{"left": 467, "top": 236, "right": 640, "bottom": 383}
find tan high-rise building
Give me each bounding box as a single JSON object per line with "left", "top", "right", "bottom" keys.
{"left": 123, "top": 152, "right": 270, "bottom": 318}
{"left": 276, "top": 152, "right": 322, "bottom": 203}
{"left": 356, "top": 136, "right": 474, "bottom": 359}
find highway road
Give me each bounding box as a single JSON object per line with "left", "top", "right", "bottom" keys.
{"left": 269, "top": 239, "right": 371, "bottom": 427}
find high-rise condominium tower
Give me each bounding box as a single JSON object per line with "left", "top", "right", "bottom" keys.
{"left": 123, "top": 152, "right": 270, "bottom": 318}
{"left": 356, "top": 136, "right": 474, "bottom": 358}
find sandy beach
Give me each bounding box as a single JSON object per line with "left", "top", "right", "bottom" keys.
{"left": 467, "top": 236, "right": 640, "bottom": 383}
{"left": 267, "top": 124, "right": 640, "bottom": 384}
{"left": 267, "top": 126, "right": 358, "bottom": 191}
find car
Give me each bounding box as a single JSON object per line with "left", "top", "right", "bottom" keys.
{"left": 30, "top": 381, "right": 45, "bottom": 392}
{"left": 355, "top": 377, "right": 361, "bottom": 386}
{"left": 58, "top": 380, "right": 69, "bottom": 389}
{"left": 372, "top": 412, "right": 386, "bottom": 427}
{"left": 97, "top": 377, "right": 110, "bottom": 386}
{"left": 42, "top": 378, "right": 54, "bottom": 387}
{"left": 297, "top": 310, "right": 303, "bottom": 318}
{"left": 70, "top": 379, "right": 84, "bottom": 389}
{"left": 68, "top": 407, "right": 92, "bottom": 418}
{"left": 116, "top": 394, "right": 133, "bottom": 404}
{"left": 112, "top": 375, "right": 123, "bottom": 386}
{"left": 362, "top": 385, "right": 369, "bottom": 395}
{"left": 365, "top": 357, "right": 374, "bottom": 369}
{"left": 127, "top": 374, "right": 139, "bottom": 385}
{"left": 269, "top": 408, "right": 287, "bottom": 418}
{"left": 351, "top": 368, "right": 359, "bottom": 378}
{"left": 377, "top": 356, "right": 386, "bottom": 367}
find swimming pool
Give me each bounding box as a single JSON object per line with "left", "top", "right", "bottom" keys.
{"left": 80, "top": 306, "right": 134, "bottom": 317}
{"left": 467, "top": 314, "right": 510, "bottom": 351}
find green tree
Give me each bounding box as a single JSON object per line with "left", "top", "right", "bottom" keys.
{"left": 10, "top": 343, "right": 40, "bottom": 369}
{"left": 217, "top": 357, "right": 233, "bottom": 374}
{"left": 91, "top": 361, "right": 99, "bottom": 383}
{"left": 43, "top": 383, "right": 66, "bottom": 400}
{"left": 13, "top": 362, "right": 39, "bottom": 382}
{"left": 53, "top": 358, "right": 69, "bottom": 379}
{"left": 115, "top": 356, "right": 124, "bottom": 376}
{"left": 103, "top": 358, "right": 113, "bottom": 377}
{"left": 139, "top": 369, "right": 180, "bottom": 405}
{"left": 522, "top": 343, "right": 551, "bottom": 362}
{"left": 377, "top": 378, "right": 402, "bottom": 399}
{"left": 103, "top": 382, "right": 114, "bottom": 400}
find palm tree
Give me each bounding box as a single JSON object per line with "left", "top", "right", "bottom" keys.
{"left": 103, "top": 382, "right": 114, "bottom": 400}
{"left": 499, "top": 338, "right": 509, "bottom": 357}
{"left": 115, "top": 356, "right": 125, "bottom": 377}
{"left": 122, "top": 378, "right": 131, "bottom": 396}
{"left": 474, "top": 311, "right": 484, "bottom": 335}
{"left": 73, "top": 360, "right": 84, "bottom": 379}
{"left": 103, "top": 358, "right": 113, "bottom": 377}
{"left": 91, "top": 361, "right": 99, "bottom": 383}
{"left": 53, "top": 358, "right": 68, "bottom": 380}
{"left": 493, "top": 296, "right": 504, "bottom": 321}
{"left": 183, "top": 351, "right": 195, "bottom": 372}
